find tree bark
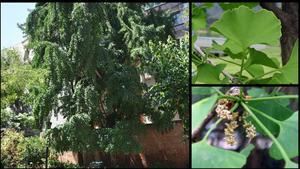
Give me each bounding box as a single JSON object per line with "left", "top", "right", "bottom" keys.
{"left": 77, "top": 152, "right": 84, "bottom": 166}
{"left": 260, "top": 2, "right": 298, "bottom": 65}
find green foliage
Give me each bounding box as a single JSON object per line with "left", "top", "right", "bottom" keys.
{"left": 192, "top": 3, "right": 213, "bottom": 31}
{"left": 144, "top": 36, "right": 189, "bottom": 135}
{"left": 19, "top": 136, "right": 46, "bottom": 168}
{"left": 49, "top": 160, "right": 81, "bottom": 169}
{"left": 192, "top": 87, "right": 298, "bottom": 168}
{"left": 1, "top": 107, "right": 36, "bottom": 131}
{"left": 1, "top": 129, "right": 46, "bottom": 168}
{"left": 1, "top": 48, "right": 46, "bottom": 132}
{"left": 194, "top": 63, "right": 226, "bottom": 84}
{"left": 1, "top": 49, "right": 47, "bottom": 109}
{"left": 24, "top": 3, "right": 176, "bottom": 153}
{"left": 269, "top": 112, "right": 298, "bottom": 160}
{"left": 192, "top": 4, "right": 299, "bottom": 84}
{"left": 1, "top": 108, "right": 13, "bottom": 128}
{"left": 268, "top": 40, "right": 299, "bottom": 84}
{"left": 192, "top": 141, "right": 251, "bottom": 168}
{"left": 192, "top": 87, "right": 220, "bottom": 95}
{"left": 1, "top": 129, "right": 25, "bottom": 168}
{"left": 247, "top": 88, "right": 294, "bottom": 136}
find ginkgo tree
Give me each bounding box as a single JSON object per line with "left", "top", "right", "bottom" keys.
{"left": 192, "top": 3, "right": 299, "bottom": 84}
{"left": 22, "top": 2, "right": 188, "bottom": 160}
{"left": 192, "top": 87, "right": 298, "bottom": 168}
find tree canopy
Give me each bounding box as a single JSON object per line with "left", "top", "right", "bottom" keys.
{"left": 23, "top": 2, "right": 187, "bottom": 153}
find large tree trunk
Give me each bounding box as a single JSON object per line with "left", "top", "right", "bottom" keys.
{"left": 77, "top": 152, "right": 83, "bottom": 166}
{"left": 260, "top": 2, "right": 298, "bottom": 65}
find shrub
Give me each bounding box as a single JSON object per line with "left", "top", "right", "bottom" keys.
{"left": 1, "top": 129, "right": 25, "bottom": 168}
{"left": 1, "top": 129, "right": 46, "bottom": 168}
{"left": 20, "top": 136, "right": 46, "bottom": 168}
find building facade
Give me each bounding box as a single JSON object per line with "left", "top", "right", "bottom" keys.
{"left": 145, "top": 3, "right": 189, "bottom": 38}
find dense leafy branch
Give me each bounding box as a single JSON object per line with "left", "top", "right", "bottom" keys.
{"left": 192, "top": 87, "right": 298, "bottom": 168}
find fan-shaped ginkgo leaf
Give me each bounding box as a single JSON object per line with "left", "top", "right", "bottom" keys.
{"left": 211, "top": 6, "right": 281, "bottom": 54}
{"left": 192, "top": 141, "right": 248, "bottom": 168}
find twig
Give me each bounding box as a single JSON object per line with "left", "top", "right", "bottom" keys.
{"left": 192, "top": 88, "right": 241, "bottom": 143}
{"left": 95, "top": 70, "right": 102, "bottom": 79}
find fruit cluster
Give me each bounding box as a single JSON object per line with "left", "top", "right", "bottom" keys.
{"left": 215, "top": 98, "right": 256, "bottom": 146}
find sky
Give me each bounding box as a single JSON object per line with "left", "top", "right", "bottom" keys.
{"left": 1, "top": 3, "right": 36, "bottom": 49}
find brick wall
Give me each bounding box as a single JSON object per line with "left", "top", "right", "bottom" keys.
{"left": 57, "top": 121, "right": 189, "bottom": 168}
{"left": 136, "top": 122, "right": 189, "bottom": 168}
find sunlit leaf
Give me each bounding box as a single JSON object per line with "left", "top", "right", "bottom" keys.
{"left": 245, "top": 64, "right": 265, "bottom": 78}
{"left": 192, "top": 141, "right": 248, "bottom": 168}
{"left": 245, "top": 48, "right": 279, "bottom": 69}
{"left": 269, "top": 40, "right": 299, "bottom": 84}
{"left": 195, "top": 63, "right": 226, "bottom": 84}
{"left": 269, "top": 112, "right": 298, "bottom": 160}
{"left": 211, "top": 6, "right": 281, "bottom": 54}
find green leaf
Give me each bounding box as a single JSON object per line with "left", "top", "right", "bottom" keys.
{"left": 192, "top": 87, "right": 220, "bottom": 95}
{"left": 269, "top": 112, "right": 298, "bottom": 160}
{"left": 247, "top": 90, "right": 294, "bottom": 136}
{"left": 211, "top": 6, "right": 281, "bottom": 54}
{"left": 285, "top": 160, "right": 298, "bottom": 168}
{"left": 192, "top": 3, "right": 214, "bottom": 32}
{"left": 242, "top": 103, "right": 298, "bottom": 169}
{"left": 192, "top": 73, "right": 197, "bottom": 84}
{"left": 245, "top": 48, "right": 279, "bottom": 69}
{"left": 248, "top": 77, "right": 272, "bottom": 84}
{"left": 192, "top": 12, "right": 206, "bottom": 31}
{"left": 211, "top": 40, "right": 247, "bottom": 60}
{"left": 240, "top": 144, "right": 255, "bottom": 157}
{"left": 195, "top": 63, "right": 226, "bottom": 84}
{"left": 211, "top": 40, "right": 244, "bottom": 59}
{"left": 247, "top": 110, "right": 280, "bottom": 137}
{"left": 267, "top": 73, "right": 291, "bottom": 84}
{"left": 272, "top": 92, "right": 290, "bottom": 107}
{"left": 270, "top": 57, "right": 281, "bottom": 68}
{"left": 247, "top": 92, "right": 294, "bottom": 121}
{"left": 247, "top": 87, "right": 269, "bottom": 98}
{"left": 192, "top": 94, "right": 218, "bottom": 131}
{"left": 211, "top": 40, "right": 226, "bottom": 51}
{"left": 245, "top": 64, "right": 265, "bottom": 78}
{"left": 192, "top": 141, "right": 247, "bottom": 168}
{"left": 269, "top": 40, "right": 299, "bottom": 84}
